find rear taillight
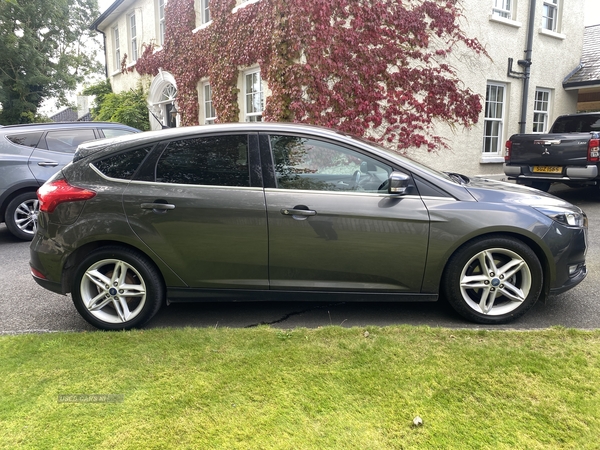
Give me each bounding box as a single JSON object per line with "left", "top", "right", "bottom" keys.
{"left": 37, "top": 179, "right": 96, "bottom": 213}
{"left": 588, "top": 139, "right": 600, "bottom": 163}
{"left": 505, "top": 140, "right": 512, "bottom": 162}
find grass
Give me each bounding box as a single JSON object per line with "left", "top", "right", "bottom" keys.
{"left": 1, "top": 326, "right": 599, "bottom": 449}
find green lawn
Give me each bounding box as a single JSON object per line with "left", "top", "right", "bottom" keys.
{"left": 1, "top": 326, "right": 599, "bottom": 449}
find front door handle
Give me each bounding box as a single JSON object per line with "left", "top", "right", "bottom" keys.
{"left": 141, "top": 203, "right": 175, "bottom": 211}
{"left": 280, "top": 208, "right": 316, "bottom": 216}
{"left": 280, "top": 207, "right": 317, "bottom": 222}
{"left": 37, "top": 162, "right": 59, "bottom": 167}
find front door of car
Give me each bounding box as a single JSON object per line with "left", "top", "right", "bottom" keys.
{"left": 123, "top": 133, "right": 269, "bottom": 288}
{"left": 29, "top": 128, "right": 97, "bottom": 184}
{"left": 261, "top": 134, "right": 430, "bottom": 292}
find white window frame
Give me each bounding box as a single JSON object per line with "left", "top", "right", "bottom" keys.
{"left": 483, "top": 82, "right": 506, "bottom": 157}
{"left": 492, "top": 0, "right": 512, "bottom": 19}
{"left": 233, "top": 0, "right": 260, "bottom": 14}
{"left": 158, "top": 0, "right": 166, "bottom": 46}
{"left": 533, "top": 88, "right": 551, "bottom": 133}
{"left": 113, "top": 27, "right": 121, "bottom": 72}
{"left": 203, "top": 82, "right": 216, "bottom": 124}
{"left": 201, "top": 0, "right": 210, "bottom": 24}
{"left": 542, "top": 0, "right": 559, "bottom": 32}
{"left": 129, "top": 13, "right": 138, "bottom": 62}
{"left": 244, "top": 69, "right": 263, "bottom": 122}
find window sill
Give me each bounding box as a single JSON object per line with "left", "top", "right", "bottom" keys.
{"left": 539, "top": 28, "right": 566, "bottom": 40}
{"left": 480, "top": 156, "right": 505, "bottom": 164}
{"left": 232, "top": 0, "right": 260, "bottom": 14}
{"left": 110, "top": 70, "right": 122, "bottom": 77}
{"left": 193, "top": 21, "right": 212, "bottom": 33}
{"left": 489, "top": 15, "right": 522, "bottom": 28}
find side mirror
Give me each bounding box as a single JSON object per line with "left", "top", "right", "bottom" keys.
{"left": 388, "top": 171, "right": 410, "bottom": 195}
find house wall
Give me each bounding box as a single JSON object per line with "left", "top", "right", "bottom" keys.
{"left": 412, "top": 0, "right": 585, "bottom": 177}
{"left": 96, "top": 0, "right": 585, "bottom": 177}
{"left": 100, "top": 0, "right": 161, "bottom": 93}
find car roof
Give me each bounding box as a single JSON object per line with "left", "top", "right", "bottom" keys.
{"left": 0, "top": 122, "right": 139, "bottom": 132}
{"left": 74, "top": 122, "right": 360, "bottom": 160}
{"left": 78, "top": 122, "right": 353, "bottom": 149}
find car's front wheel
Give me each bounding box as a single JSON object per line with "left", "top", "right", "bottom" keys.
{"left": 442, "top": 236, "right": 543, "bottom": 324}
{"left": 71, "top": 247, "right": 164, "bottom": 330}
{"left": 5, "top": 192, "right": 39, "bottom": 240}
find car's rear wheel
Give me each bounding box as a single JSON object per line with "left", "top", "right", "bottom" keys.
{"left": 442, "top": 236, "right": 543, "bottom": 324}
{"left": 5, "top": 192, "right": 39, "bottom": 240}
{"left": 71, "top": 247, "right": 164, "bottom": 330}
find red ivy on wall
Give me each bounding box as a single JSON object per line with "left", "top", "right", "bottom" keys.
{"left": 134, "top": 0, "right": 486, "bottom": 152}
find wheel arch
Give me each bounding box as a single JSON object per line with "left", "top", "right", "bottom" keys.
{"left": 60, "top": 240, "right": 181, "bottom": 298}
{"left": 0, "top": 182, "right": 40, "bottom": 222}
{"left": 438, "top": 231, "right": 552, "bottom": 297}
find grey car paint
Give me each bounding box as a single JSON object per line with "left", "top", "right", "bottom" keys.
{"left": 29, "top": 122, "right": 588, "bottom": 329}
{"left": 264, "top": 188, "right": 429, "bottom": 291}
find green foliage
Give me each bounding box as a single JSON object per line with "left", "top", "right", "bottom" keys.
{"left": 82, "top": 79, "right": 114, "bottom": 119}
{"left": 0, "top": 0, "right": 103, "bottom": 125}
{"left": 91, "top": 84, "right": 151, "bottom": 131}
{"left": 1, "top": 327, "right": 600, "bottom": 448}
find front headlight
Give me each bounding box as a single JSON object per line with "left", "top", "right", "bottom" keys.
{"left": 534, "top": 206, "right": 587, "bottom": 228}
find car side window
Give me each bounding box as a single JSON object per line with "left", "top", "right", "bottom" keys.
{"left": 270, "top": 135, "right": 392, "bottom": 192}
{"left": 101, "top": 128, "right": 136, "bottom": 138}
{"left": 155, "top": 134, "right": 250, "bottom": 187}
{"left": 92, "top": 147, "right": 152, "bottom": 180}
{"left": 42, "top": 129, "right": 97, "bottom": 153}
{"left": 6, "top": 132, "right": 43, "bottom": 148}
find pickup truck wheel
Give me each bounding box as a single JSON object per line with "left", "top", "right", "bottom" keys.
{"left": 442, "top": 237, "right": 543, "bottom": 324}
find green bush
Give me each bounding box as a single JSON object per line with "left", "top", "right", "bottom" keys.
{"left": 83, "top": 80, "right": 150, "bottom": 131}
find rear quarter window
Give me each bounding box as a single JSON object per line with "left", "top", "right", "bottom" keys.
{"left": 5, "top": 132, "right": 43, "bottom": 148}
{"left": 92, "top": 147, "right": 152, "bottom": 180}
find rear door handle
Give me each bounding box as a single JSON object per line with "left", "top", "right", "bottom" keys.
{"left": 141, "top": 203, "right": 175, "bottom": 210}
{"left": 37, "top": 162, "right": 59, "bottom": 167}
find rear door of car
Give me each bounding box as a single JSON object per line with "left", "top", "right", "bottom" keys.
{"left": 259, "top": 132, "right": 430, "bottom": 293}
{"left": 29, "top": 128, "right": 98, "bottom": 184}
{"left": 122, "top": 132, "right": 269, "bottom": 288}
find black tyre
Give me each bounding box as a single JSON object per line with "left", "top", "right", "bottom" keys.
{"left": 442, "top": 236, "right": 543, "bottom": 324}
{"left": 5, "top": 192, "right": 39, "bottom": 240}
{"left": 71, "top": 246, "right": 164, "bottom": 330}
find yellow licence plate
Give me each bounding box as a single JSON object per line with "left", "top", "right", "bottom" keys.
{"left": 532, "top": 166, "right": 562, "bottom": 174}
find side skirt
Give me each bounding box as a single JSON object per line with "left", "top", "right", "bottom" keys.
{"left": 166, "top": 288, "right": 438, "bottom": 304}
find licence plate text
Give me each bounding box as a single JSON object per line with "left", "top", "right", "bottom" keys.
{"left": 532, "top": 166, "right": 562, "bottom": 174}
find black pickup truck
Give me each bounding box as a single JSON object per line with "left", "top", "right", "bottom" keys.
{"left": 504, "top": 112, "right": 600, "bottom": 191}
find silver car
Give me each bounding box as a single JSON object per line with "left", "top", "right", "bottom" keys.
{"left": 0, "top": 121, "right": 138, "bottom": 240}
{"left": 30, "top": 123, "right": 587, "bottom": 330}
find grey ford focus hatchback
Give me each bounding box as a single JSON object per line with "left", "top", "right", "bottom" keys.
{"left": 30, "top": 123, "right": 587, "bottom": 330}
{"left": 0, "top": 121, "right": 139, "bottom": 240}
